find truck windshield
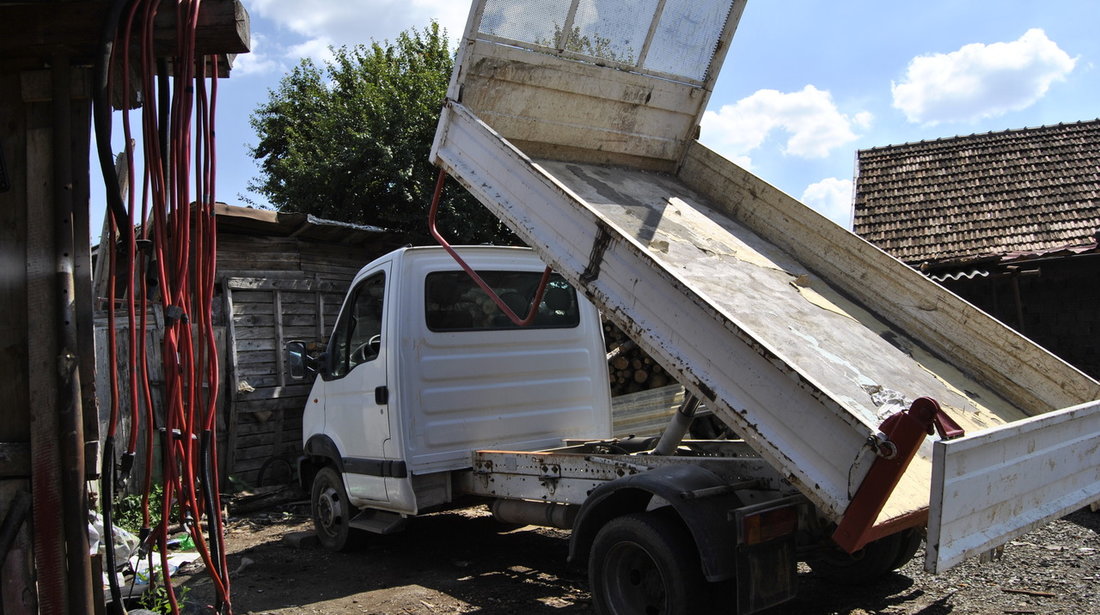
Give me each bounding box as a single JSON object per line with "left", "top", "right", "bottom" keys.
{"left": 425, "top": 271, "right": 581, "bottom": 331}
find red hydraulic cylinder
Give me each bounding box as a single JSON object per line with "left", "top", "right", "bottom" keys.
{"left": 832, "top": 397, "right": 964, "bottom": 554}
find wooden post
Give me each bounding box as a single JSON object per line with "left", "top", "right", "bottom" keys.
{"left": 23, "top": 66, "right": 72, "bottom": 615}
{"left": 222, "top": 283, "right": 240, "bottom": 484}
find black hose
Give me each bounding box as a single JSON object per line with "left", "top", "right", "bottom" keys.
{"left": 95, "top": 4, "right": 136, "bottom": 613}
{"left": 201, "top": 430, "right": 227, "bottom": 611}
{"left": 157, "top": 57, "right": 171, "bottom": 174}
{"left": 92, "top": 0, "right": 135, "bottom": 252}
{"left": 0, "top": 490, "right": 31, "bottom": 566}
{"left": 101, "top": 436, "right": 125, "bottom": 615}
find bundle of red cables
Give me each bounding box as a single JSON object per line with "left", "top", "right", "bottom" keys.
{"left": 95, "top": 1, "right": 230, "bottom": 613}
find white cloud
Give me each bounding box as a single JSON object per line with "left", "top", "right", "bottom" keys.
{"left": 801, "top": 178, "right": 853, "bottom": 228}
{"left": 287, "top": 38, "right": 337, "bottom": 68}
{"left": 892, "top": 29, "right": 1077, "bottom": 125}
{"left": 232, "top": 32, "right": 282, "bottom": 76}
{"left": 701, "top": 86, "right": 870, "bottom": 165}
{"left": 250, "top": 0, "right": 470, "bottom": 65}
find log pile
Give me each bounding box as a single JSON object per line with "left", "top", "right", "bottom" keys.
{"left": 604, "top": 321, "right": 674, "bottom": 396}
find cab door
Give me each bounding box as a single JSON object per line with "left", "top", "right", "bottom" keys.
{"left": 321, "top": 266, "right": 393, "bottom": 503}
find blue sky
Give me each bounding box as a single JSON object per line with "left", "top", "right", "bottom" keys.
{"left": 93, "top": 0, "right": 1100, "bottom": 238}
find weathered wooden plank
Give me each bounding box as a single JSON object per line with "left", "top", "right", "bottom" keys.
{"left": 264, "top": 301, "right": 322, "bottom": 316}
{"left": 233, "top": 373, "right": 314, "bottom": 390}
{"left": 299, "top": 262, "right": 369, "bottom": 276}
{"left": 273, "top": 289, "right": 286, "bottom": 388}
{"left": 234, "top": 396, "right": 310, "bottom": 414}
{"left": 231, "top": 338, "right": 278, "bottom": 352}
{"left": 237, "top": 429, "right": 303, "bottom": 453}
{"left": 282, "top": 325, "right": 319, "bottom": 339}
{"left": 234, "top": 350, "right": 277, "bottom": 367}
{"left": 232, "top": 326, "right": 276, "bottom": 340}
{"left": 153, "top": 0, "right": 250, "bottom": 56}
{"left": 0, "top": 1, "right": 248, "bottom": 72}
{"left": 222, "top": 286, "right": 242, "bottom": 485}
{"left": 23, "top": 73, "right": 77, "bottom": 611}
{"left": 233, "top": 420, "right": 280, "bottom": 437}
{"left": 235, "top": 444, "right": 298, "bottom": 462}
{"left": 315, "top": 276, "right": 326, "bottom": 338}
{"left": 227, "top": 290, "right": 276, "bottom": 305}
{"left": 233, "top": 313, "right": 318, "bottom": 328}
{"left": 235, "top": 385, "right": 312, "bottom": 402}
{"left": 224, "top": 276, "right": 342, "bottom": 293}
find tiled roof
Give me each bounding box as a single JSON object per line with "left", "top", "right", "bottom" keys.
{"left": 852, "top": 119, "right": 1100, "bottom": 266}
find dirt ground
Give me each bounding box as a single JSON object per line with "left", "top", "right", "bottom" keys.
{"left": 178, "top": 502, "right": 1100, "bottom": 615}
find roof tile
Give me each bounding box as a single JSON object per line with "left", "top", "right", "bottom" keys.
{"left": 854, "top": 120, "right": 1100, "bottom": 264}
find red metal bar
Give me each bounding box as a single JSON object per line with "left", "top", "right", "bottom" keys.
{"left": 427, "top": 168, "right": 552, "bottom": 327}
{"left": 832, "top": 397, "right": 964, "bottom": 553}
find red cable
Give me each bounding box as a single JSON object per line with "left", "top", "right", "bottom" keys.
{"left": 98, "top": 1, "right": 233, "bottom": 610}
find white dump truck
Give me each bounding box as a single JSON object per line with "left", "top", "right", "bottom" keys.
{"left": 291, "top": 1, "right": 1100, "bottom": 614}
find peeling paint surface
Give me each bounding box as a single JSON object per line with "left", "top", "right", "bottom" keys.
{"left": 540, "top": 160, "right": 1035, "bottom": 521}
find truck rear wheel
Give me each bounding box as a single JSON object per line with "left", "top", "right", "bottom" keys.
{"left": 589, "top": 510, "right": 707, "bottom": 615}
{"left": 807, "top": 528, "right": 922, "bottom": 584}
{"left": 311, "top": 466, "right": 358, "bottom": 551}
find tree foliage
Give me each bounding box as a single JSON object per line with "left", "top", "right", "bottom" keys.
{"left": 249, "top": 23, "right": 512, "bottom": 244}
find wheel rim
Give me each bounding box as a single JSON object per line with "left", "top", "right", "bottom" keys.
{"left": 602, "top": 540, "right": 668, "bottom": 615}
{"left": 316, "top": 482, "right": 344, "bottom": 539}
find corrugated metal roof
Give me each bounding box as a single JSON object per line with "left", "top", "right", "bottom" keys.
{"left": 853, "top": 119, "right": 1100, "bottom": 266}
{"left": 213, "top": 203, "right": 402, "bottom": 246}
{"left": 929, "top": 269, "right": 990, "bottom": 283}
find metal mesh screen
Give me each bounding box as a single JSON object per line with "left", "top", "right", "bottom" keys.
{"left": 480, "top": 0, "right": 575, "bottom": 47}
{"left": 571, "top": 0, "right": 661, "bottom": 64}
{"left": 475, "top": 0, "right": 733, "bottom": 83}
{"left": 642, "top": 0, "right": 731, "bottom": 81}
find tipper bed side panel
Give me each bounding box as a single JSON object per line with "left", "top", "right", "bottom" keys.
{"left": 433, "top": 102, "right": 875, "bottom": 521}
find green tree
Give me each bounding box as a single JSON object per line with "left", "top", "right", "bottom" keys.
{"left": 249, "top": 23, "right": 512, "bottom": 244}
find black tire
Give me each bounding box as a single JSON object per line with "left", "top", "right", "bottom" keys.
{"left": 589, "top": 510, "right": 707, "bottom": 615}
{"left": 311, "top": 466, "right": 359, "bottom": 552}
{"left": 806, "top": 530, "right": 912, "bottom": 585}
{"left": 889, "top": 528, "right": 924, "bottom": 571}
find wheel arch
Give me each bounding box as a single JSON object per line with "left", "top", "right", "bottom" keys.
{"left": 300, "top": 434, "right": 344, "bottom": 491}
{"left": 568, "top": 464, "right": 742, "bottom": 582}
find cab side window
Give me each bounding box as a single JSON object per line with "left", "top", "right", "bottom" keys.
{"left": 327, "top": 273, "right": 385, "bottom": 379}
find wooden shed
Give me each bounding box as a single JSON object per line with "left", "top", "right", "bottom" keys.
{"left": 93, "top": 204, "right": 406, "bottom": 488}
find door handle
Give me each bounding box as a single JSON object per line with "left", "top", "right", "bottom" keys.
{"left": 375, "top": 386, "right": 388, "bottom": 405}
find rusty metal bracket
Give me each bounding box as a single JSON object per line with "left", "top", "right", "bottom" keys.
{"left": 832, "top": 397, "right": 964, "bottom": 553}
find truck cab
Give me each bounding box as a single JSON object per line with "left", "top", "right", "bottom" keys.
{"left": 294, "top": 246, "right": 610, "bottom": 527}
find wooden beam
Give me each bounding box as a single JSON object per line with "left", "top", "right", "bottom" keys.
{"left": 0, "top": 0, "right": 250, "bottom": 62}
{"left": 154, "top": 0, "right": 251, "bottom": 56}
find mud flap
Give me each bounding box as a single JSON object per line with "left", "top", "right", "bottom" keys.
{"left": 733, "top": 497, "right": 801, "bottom": 614}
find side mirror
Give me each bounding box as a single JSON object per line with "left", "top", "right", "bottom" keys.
{"left": 286, "top": 341, "right": 311, "bottom": 380}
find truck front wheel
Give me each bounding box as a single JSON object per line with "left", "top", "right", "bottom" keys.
{"left": 311, "top": 466, "right": 358, "bottom": 551}
{"left": 589, "top": 510, "right": 707, "bottom": 615}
